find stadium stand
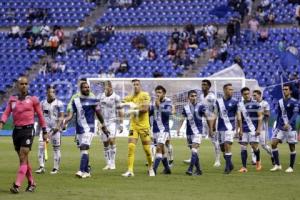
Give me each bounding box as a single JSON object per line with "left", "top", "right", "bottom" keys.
{"left": 0, "top": 0, "right": 95, "bottom": 27}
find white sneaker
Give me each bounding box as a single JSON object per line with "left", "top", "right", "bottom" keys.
{"left": 110, "top": 164, "right": 116, "bottom": 170}
{"left": 83, "top": 172, "right": 91, "bottom": 178}
{"left": 183, "top": 159, "right": 191, "bottom": 164}
{"left": 75, "top": 171, "right": 85, "bottom": 178}
{"left": 148, "top": 169, "right": 155, "bottom": 177}
{"left": 270, "top": 165, "right": 282, "bottom": 172}
{"left": 213, "top": 161, "right": 221, "bottom": 167}
{"left": 102, "top": 165, "right": 110, "bottom": 170}
{"left": 35, "top": 167, "right": 45, "bottom": 174}
{"left": 122, "top": 171, "right": 134, "bottom": 177}
{"left": 50, "top": 168, "right": 59, "bottom": 174}
{"left": 285, "top": 167, "right": 294, "bottom": 173}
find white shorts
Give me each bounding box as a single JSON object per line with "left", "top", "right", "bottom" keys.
{"left": 100, "top": 123, "right": 118, "bottom": 142}
{"left": 240, "top": 132, "right": 259, "bottom": 144}
{"left": 153, "top": 131, "right": 170, "bottom": 145}
{"left": 77, "top": 132, "right": 94, "bottom": 147}
{"left": 187, "top": 134, "right": 202, "bottom": 145}
{"left": 218, "top": 130, "right": 234, "bottom": 144}
{"left": 272, "top": 128, "right": 298, "bottom": 144}
{"left": 39, "top": 131, "right": 61, "bottom": 146}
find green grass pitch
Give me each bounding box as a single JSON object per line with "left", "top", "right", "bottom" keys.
{"left": 0, "top": 137, "right": 299, "bottom": 200}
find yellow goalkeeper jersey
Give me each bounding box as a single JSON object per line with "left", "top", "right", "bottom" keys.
{"left": 123, "top": 91, "right": 150, "bottom": 130}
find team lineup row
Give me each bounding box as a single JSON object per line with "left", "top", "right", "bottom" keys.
{"left": 0, "top": 77, "right": 298, "bottom": 193}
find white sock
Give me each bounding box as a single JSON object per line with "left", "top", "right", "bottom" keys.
{"left": 211, "top": 139, "right": 221, "bottom": 162}
{"left": 38, "top": 142, "right": 45, "bottom": 168}
{"left": 53, "top": 146, "right": 61, "bottom": 170}
{"left": 251, "top": 148, "right": 256, "bottom": 163}
{"left": 110, "top": 145, "right": 116, "bottom": 165}
{"left": 104, "top": 146, "right": 110, "bottom": 166}
{"left": 262, "top": 144, "right": 273, "bottom": 157}
{"left": 151, "top": 144, "right": 156, "bottom": 162}
{"left": 166, "top": 144, "right": 174, "bottom": 161}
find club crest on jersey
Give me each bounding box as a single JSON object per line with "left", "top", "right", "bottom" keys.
{"left": 228, "top": 103, "right": 232, "bottom": 107}
{"left": 287, "top": 104, "right": 290, "bottom": 107}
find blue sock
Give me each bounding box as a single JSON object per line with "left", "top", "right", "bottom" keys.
{"left": 290, "top": 152, "right": 296, "bottom": 168}
{"left": 224, "top": 153, "right": 232, "bottom": 170}
{"left": 241, "top": 150, "right": 247, "bottom": 168}
{"left": 272, "top": 149, "right": 280, "bottom": 165}
{"left": 153, "top": 156, "right": 162, "bottom": 173}
{"left": 194, "top": 153, "right": 201, "bottom": 171}
{"left": 84, "top": 154, "right": 90, "bottom": 172}
{"left": 254, "top": 149, "right": 260, "bottom": 162}
{"left": 188, "top": 152, "right": 197, "bottom": 172}
{"left": 80, "top": 153, "right": 88, "bottom": 172}
{"left": 161, "top": 157, "right": 170, "bottom": 172}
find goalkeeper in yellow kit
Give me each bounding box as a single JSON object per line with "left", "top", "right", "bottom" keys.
{"left": 121, "top": 79, "right": 155, "bottom": 177}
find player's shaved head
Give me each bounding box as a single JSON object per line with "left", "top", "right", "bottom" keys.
{"left": 104, "top": 81, "right": 113, "bottom": 96}
{"left": 17, "top": 76, "right": 29, "bottom": 95}
{"left": 132, "top": 79, "right": 141, "bottom": 94}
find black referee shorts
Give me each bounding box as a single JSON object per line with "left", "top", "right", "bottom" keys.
{"left": 12, "top": 125, "right": 35, "bottom": 152}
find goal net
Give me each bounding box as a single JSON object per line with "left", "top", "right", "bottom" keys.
{"left": 87, "top": 77, "right": 259, "bottom": 137}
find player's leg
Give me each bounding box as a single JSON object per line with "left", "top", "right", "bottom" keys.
{"left": 122, "top": 130, "right": 138, "bottom": 177}
{"left": 183, "top": 135, "right": 192, "bottom": 164}
{"left": 270, "top": 129, "right": 283, "bottom": 171}
{"left": 251, "top": 142, "right": 261, "bottom": 171}
{"left": 109, "top": 137, "right": 117, "bottom": 169}
{"left": 223, "top": 131, "right": 234, "bottom": 174}
{"left": 153, "top": 132, "right": 171, "bottom": 175}
{"left": 36, "top": 139, "right": 46, "bottom": 174}
{"left": 259, "top": 130, "right": 274, "bottom": 165}
{"left": 140, "top": 129, "right": 155, "bottom": 176}
{"left": 285, "top": 131, "right": 297, "bottom": 173}
{"left": 51, "top": 131, "right": 61, "bottom": 174}
{"left": 101, "top": 133, "right": 111, "bottom": 170}
{"left": 186, "top": 134, "right": 202, "bottom": 176}
{"left": 165, "top": 138, "right": 174, "bottom": 166}
{"left": 238, "top": 133, "right": 249, "bottom": 173}
{"left": 76, "top": 132, "right": 93, "bottom": 178}
{"left": 211, "top": 134, "right": 221, "bottom": 167}
{"left": 11, "top": 128, "right": 35, "bottom": 193}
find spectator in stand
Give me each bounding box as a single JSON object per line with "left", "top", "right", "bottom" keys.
{"left": 226, "top": 19, "right": 235, "bottom": 44}
{"left": 131, "top": 34, "right": 148, "bottom": 49}
{"left": 57, "top": 42, "right": 67, "bottom": 56}
{"left": 34, "top": 36, "right": 43, "bottom": 49}
{"left": 185, "top": 23, "right": 196, "bottom": 36}
{"left": 188, "top": 35, "right": 199, "bottom": 49}
{"left": 118, "top": 59, "right": 129, "bottom": 73}
{"left": 171, "top": 28, "right": 180, "bottom": 44}
{"left": 167, "top": 39, "right": 177, "bottom": 60}
{"left": 258, "top": 0, "right": 271, "bottom": 11}
{"left": 258, "top": 26, "right": 269, "bottom": 42}
{"left": 248, "top": 16, "right": 260, "bottom": 44}
{"left": 208, "top": 47, "right": 218, "bottom": 62}
{"left": 296, "top": 5, "right": 300, "bottom": 26}
{"left": 109, "top": 58, "right": 121, "bottom": 73}
{"left": 49, "top": 34, "right": 60, "bottom": 58}
{"left": 148, "top": 49, "right": 157, "bottom": 60}
{"left": 27, "top": 36, "right": 34, "bottom": 50}
{"left": 9, "top": 26, "right": 20, "bottom": 38}
{"left": 289, "top": 72, "right": 300, "bottom": 100}
{"left": 233, "top": 17, "right": 241, "bottom": 44}
{"left": 87, "top": 49, "right": 101, "bottom": 62}
{"left": 218, "top": 42, "right": 228, "bottom": 63}
{"left": 234, "top": 55, "right": 244, "bottom": 69}
{"left": 138, "top": 49, "right": 149, "bottom": 61}
{"left": 54, "top": 26, "right": 64, "bottom": 44}
{"left": 40, "top": 25, "right": 51, "bottom": 37}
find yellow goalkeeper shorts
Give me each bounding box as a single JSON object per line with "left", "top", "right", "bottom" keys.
{"left": 129, "top": 129, "right": 151, "bottom": 142}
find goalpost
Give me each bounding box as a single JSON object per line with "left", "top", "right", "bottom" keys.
{"left": 87, "top": 77, "right": 259, "bottom": 138}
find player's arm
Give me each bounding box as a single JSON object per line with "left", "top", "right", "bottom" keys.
{"left": 236, "top": 110, "right": 243, "bottom": 138}
{"left": 116, "top": 96, "right": 124, "bottom": 133}
{"left": 33, "top": 96, "right": 48, "bottom": 140}
{"left": 256, "top": 109, "right": 263, "bottom": 136}
{"left": 138, "top": 93, "right": 150, "bottom": 113}
{"left": 286, "top": 102, "right": 300, "bottom": 130}
{"left": 54, "top": 102, "right": 65, "bottom": 134}
{"left": 264, "top": 103, "right": 270, "bottom": 127}
{"left": 177, "top": 108, "right": 186, "bottom": 136}
{"left": 94, "top": 106, "right": 109, "bottom": 135}
{"left": 204, "top": 112, "right": 213, "bottom": 137}
{"left": 0, "top": 98, "right": 12, "bottom": 129}
{"left": 63, "top": 101, "right": 75, "bottom": 127}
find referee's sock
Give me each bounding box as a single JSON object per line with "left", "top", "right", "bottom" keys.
{"left": 26, "top": 164, "right": 35, "bottom": 185}
{"left": 15, "top": 164, "right": 28, "bottom": 187}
